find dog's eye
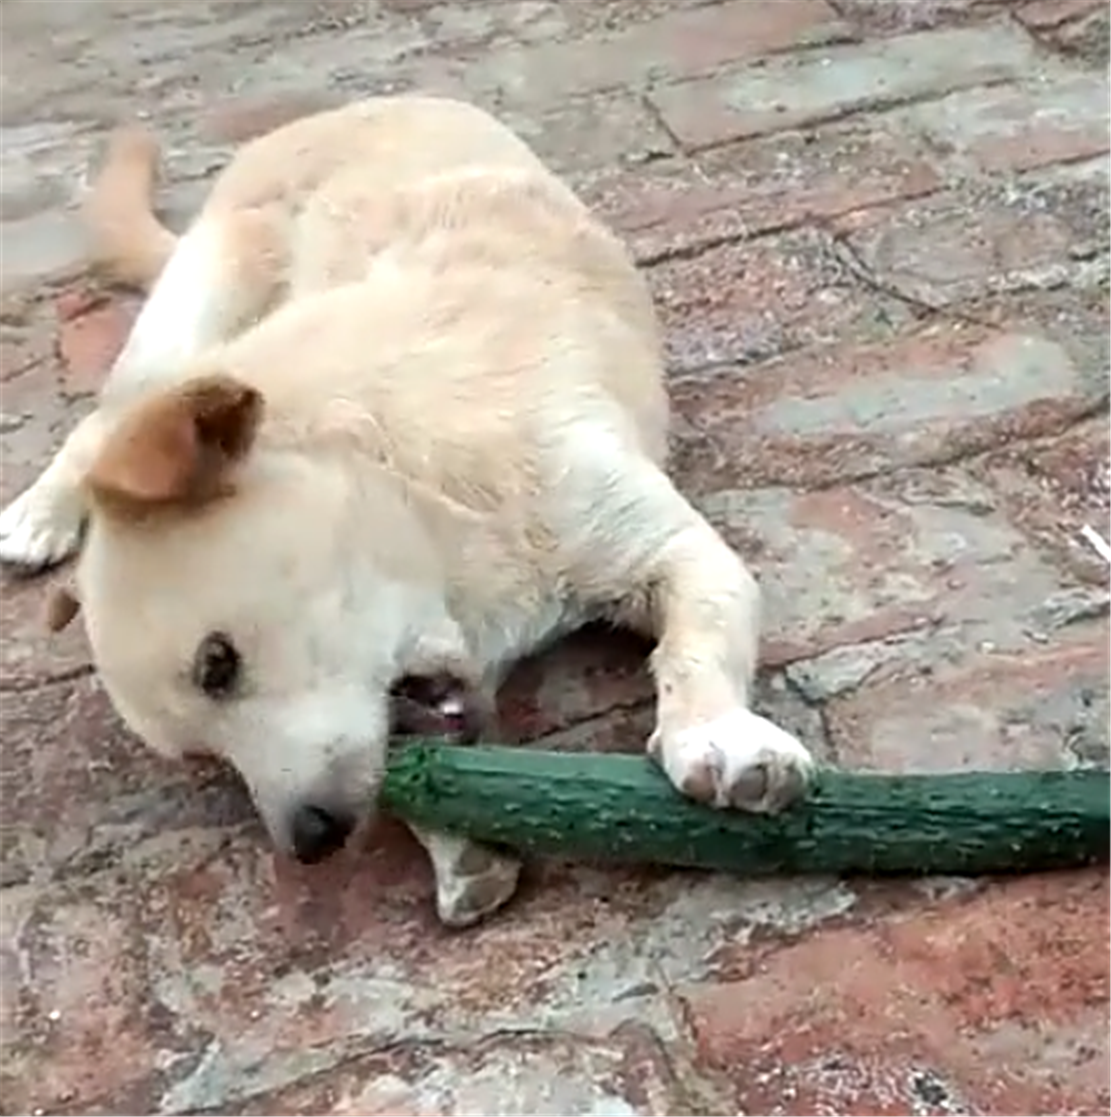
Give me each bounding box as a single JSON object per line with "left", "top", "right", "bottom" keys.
{"left": 192, "top": 632, "right": 241, "bottom": 699}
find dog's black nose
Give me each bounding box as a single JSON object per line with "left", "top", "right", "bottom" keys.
{"left": 290, "top": 804, "right": 355, "bottom": 864}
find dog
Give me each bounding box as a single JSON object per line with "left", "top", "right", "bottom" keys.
{"left": 0, "top": 96, "right": 813, "bottom": 927}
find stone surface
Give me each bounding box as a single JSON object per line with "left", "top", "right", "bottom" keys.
{"left": 891, "top": 73, "right": 1110, "bottom": 176}
{"left": 834, "top": 163, "right": 1110, "bottom": 308}
{"left": 685, "top": 871, "right": 1110, "bottom": 1116}
{"left": 1015, "top": 0, "right": 1105, "bottom": 29}
{"left": 649, "top": 227, "right": 916, "bottom": 372}
{"left": 1, "top": 1, "right": 1107, "bottom": 1115}
{"left": 825, "top": 619, "right": 1109, "bottom": 770}
{"left": 577, "top": 115, "right": 942, "bottom": 264}
{"left": 669, "top": 321, "right": 1107, "bottom": 489}
{"left": 650, "top": 22, "right": 1047, "bottom": 150}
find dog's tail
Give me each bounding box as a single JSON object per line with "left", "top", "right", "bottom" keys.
{"left": 81, "top": 126, "right": 178, "bottom": 291}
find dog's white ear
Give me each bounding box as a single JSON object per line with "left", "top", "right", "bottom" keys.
{"left": 86, "top": 374, "right": 263, "bottom": 508}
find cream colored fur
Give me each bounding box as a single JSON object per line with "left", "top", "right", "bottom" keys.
{"left": 0, "top": 96, "right": 813, "bottom": 927}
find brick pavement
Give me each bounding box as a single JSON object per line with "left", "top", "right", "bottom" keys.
{"left": 0, "top": 1, "right": 1108, "bottom": 1113}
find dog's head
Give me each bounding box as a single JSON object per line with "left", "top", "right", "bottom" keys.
{"left": 52, "top": 373, "right": 476, "bottom": 863}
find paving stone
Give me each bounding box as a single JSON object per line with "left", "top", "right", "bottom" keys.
{"left": 1016, "top": 0, "right": 1109, "bottom": 65}
{"left": 649, "top": 22, "right": 1047, "bottom": 150}
{"left": 2, "top": 2, "right": 1109, "bottom": 1115}
{"left": 1041, "top": 4, "right": 1110, "bottom": 64}
{"left": 1015, "top": 0, "right": 1105, "bottom": 28}
{"left": 834, "top": 168, "right": 1110, "bottom": 307}
{"left": 55, "top": 288, "right": 138, "bottom": 397}
{"left": 648, "top": 228, "right": 914, "bottom": 373}
{"left": 576, "top": 116, "right": 941, "bottom": 263}
{"left": 683, "top": 871, "right": 1110, "bottom": 1117}
{"left": 501, "top": 94, "right": 677, "bottom": 174}
{"left": 497, "top": 627, "right": 654, "bottom": 744}
{"left": 227, "top": 1025, "right": 704, "bottom": 1116}
{"left": 825, "top": 617, "right": 1109, "bottom": 770}
{"left": 413, "top": 0, "right": 742, "bottom": 52}
{"left": 693, "top": 472, "right": 1087, "bottom": 668}
{"left": 0, "top": 357, "right": 87, "bottom": 510}
{"left": 451, "top": 0, "right": 849, "bottom": 108}
{"left": 669, "top": 321, "right": 1108, "bottom": 490}
{"left": 0, "top": 839, "right": 855, "bottom": 1114}
{"left": 0, "top": 672, "right": 253, "bottom": 888}
{"left": 891, "top": 73, "right": 1110, "bottom": 176}
{"left": 829, "top": 0, "right": 1004, "bottom": 31}
{"left": 975, "top": 416, "right": 1111, "bottom": 585}
{"left": 0, "top": 209, "right": 87, "bottom": 295}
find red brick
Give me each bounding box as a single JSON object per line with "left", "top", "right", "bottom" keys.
{"left": 0, "top": 818, "right": 730, "bottom": 1114}
{"left": 576, "top": 118, "right": 941, "bottom": 263}
{"left": 1, "top": 883, "right": 172, "bottom": 1112}
{"left": 684, "top": 872, "right": 1110, "bottom": 1117}
{"left": 899, "top": 74, "right": 1109, "bottom": 175}
{"left": 977, "top": 416, "right": 1110, "bottom": 586}
{"left": 55, "top": 287, "right": 106, "bottom": 323}
{"left": 669, "top": 323, "right": 1103, "bottom": 492}
{"left": 649, "top": 22, "right": 1041, "bottom": 150}
{"left": 503, "top": 92, "right": 675, "bottom": 174}
{"left": 833, "top": 182, "right": 1099, "bottom": 308}
{"left": 460, "top": 0, "right": 848, "bottom": 107}
{"left": 0, "top": 672, "right": 252, "bottom": 889}
{"left": 825, "top": 621, "right": 1109, "bottom": 771}
{"left": 647, "top": 229, "right": 913, "bottom": 374}
{"left": 694, "top": 471, "right": 1084, "bottom": 669}
{"left": 1016, "top": 0, "right": 1104, "bottom": 29}
{"left": 55, "top": 293, "right": 137, "bottom": 396}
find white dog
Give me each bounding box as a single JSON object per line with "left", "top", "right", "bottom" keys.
{"left": 0, "top": 97, "right": 813, "bottom": 926}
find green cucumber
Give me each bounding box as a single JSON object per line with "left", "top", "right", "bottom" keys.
{"left": 381, "top": 743, "right": 1110, "bottom": 877}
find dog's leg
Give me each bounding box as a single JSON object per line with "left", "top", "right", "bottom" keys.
{"left": 642, "top": 518, "right": 813, "bottom": 812}
{"left": 0, "top": 412, "right": 106, "bottom": 569}
{"left": 103, "top": 211, "right": 283, "bottom": 399}
{"left": 572, "top": 447, "right": 814, "bottom": 813}
{"left": 406, "top": 824, "right": 523, "bottom": 928}
{"left": 0, "top": 215, "right": 282, "bottom": 570}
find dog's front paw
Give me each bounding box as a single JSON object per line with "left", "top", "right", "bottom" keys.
{"left": 0, "top": 483, "right": 85, "bottom": 572}
{"left": 652, "top": 708, "right": 814, "bottom": 814}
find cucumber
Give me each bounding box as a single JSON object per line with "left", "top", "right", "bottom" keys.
{"left": 381, "top": 743, "right": 1110, "bottom": 877}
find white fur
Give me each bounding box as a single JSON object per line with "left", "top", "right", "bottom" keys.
{"left": 106, "top": 220, "right": 250, "bottom": 398}
{"left": 3, "top": 97, "right": 817, "bottom": 924}
{"left": 652, "top": 708, "right": 815, "bottom": 813}
{"left": 0, "top": 412, "right": 105, "bottom": 569}
{"left": 0, "top": 223, "right": 237, "bottom": 570}
{"left": 0, "top": 458, "right": 87, "bottom": 568}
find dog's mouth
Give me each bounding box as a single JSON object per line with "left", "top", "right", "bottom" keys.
{"left": 389, "top": 672, "right": 482, "bottom": 743}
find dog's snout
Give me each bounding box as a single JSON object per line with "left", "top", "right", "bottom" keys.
{"left": 290, "top": 803, "right": 355, "bottom": 864}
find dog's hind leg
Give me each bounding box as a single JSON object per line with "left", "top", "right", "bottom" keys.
{"left": 407, "top": 825, "right": 523, "bottom": 928}
{"left": 0, "top": 212, "right": 285, "bottom": 571}
{"left": 568, "top": 441, "right": 814, "bottom": 814}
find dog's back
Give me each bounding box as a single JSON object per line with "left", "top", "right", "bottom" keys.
{"left": 85, "top": 97, "right": 575, "bottom": 296}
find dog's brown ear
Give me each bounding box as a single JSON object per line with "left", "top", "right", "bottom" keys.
{"left": 86, "top": 374, "right": 263, "bottom": 507}
{"left": 45, "top": 585, "right": 81, "bottom": 632}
